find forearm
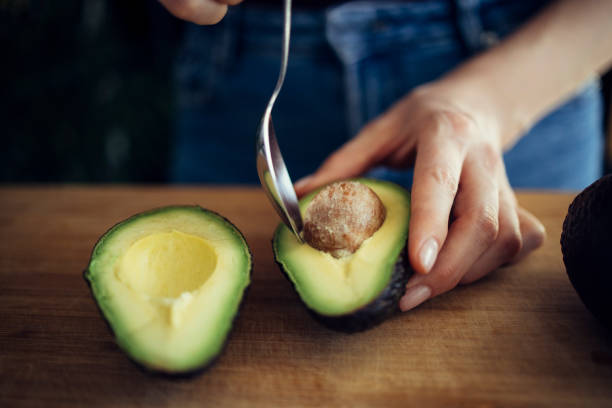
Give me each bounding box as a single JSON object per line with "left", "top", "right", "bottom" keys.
{"left": 438, "top": 0, "right": 612, "bottom": 149}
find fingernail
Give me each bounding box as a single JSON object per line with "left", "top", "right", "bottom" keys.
{"left": 294, "top": 175, "right": 313, "bottom": 191}
{"left": 399, "top": 285, "right": 431, "bottom": 312}
{"left": 419, "top": 238, "right": 438, "bottom": 273}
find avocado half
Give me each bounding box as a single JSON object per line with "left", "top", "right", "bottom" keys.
{"left": 273, "top": 178, "right": 412, "bottom": 332}
{"left": 84, "top": 206, "right": 251, "bottom": 375}
{"left": 561, "top": 174, "right": 612, "bottom": 329}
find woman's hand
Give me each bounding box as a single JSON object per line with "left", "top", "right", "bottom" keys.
{"left": 294, "top": 82, "right": 546, "bottom": 312}
{"left": 159, "top": 0, "right": 243, "bottom": 25}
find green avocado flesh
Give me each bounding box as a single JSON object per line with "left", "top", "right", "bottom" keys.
{"left": 85, "top": 206, "right": 251, "bottom": 374}
{"left": 273, "top": 179, "right": 411, "bottom": 318}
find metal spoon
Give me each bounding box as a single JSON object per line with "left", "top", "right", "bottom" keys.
{"left": 256, "top": 0, "right": 303, "bottom": 242}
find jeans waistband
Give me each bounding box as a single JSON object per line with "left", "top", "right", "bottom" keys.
{"left": 179, "top": 0, "right": 552, "bottom": 85}
{"left": 239, "top": 5, "right": 332, "bottom": 57}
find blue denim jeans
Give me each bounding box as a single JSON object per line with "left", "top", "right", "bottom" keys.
{"left": 172, "top": 0, "right": 604, "bottom": 190}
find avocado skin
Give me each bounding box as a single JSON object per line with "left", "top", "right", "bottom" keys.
{"left": 561, "top": 174, "right": 612, "bottom": 330}
{"left": 83, "top": 205, "right": 252, "bottom": 376}
{"left": 275, "top": 246, "right": 413, "bottom": 333}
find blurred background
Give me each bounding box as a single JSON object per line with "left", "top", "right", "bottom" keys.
{"left": 1, "top": 0, "right": 611, "bottom": 184}
{"left": 1, "top": 0, "right": 181, "bottom": 183}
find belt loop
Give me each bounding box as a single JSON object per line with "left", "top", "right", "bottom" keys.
{"left": 453, "top": 0, "right": 484, "bottom": 54}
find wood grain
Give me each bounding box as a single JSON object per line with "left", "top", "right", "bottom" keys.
{"left": 0, "top": 186, "right": 611, "bottom": 407}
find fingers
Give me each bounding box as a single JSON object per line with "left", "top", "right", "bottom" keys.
{"left": 408, "top": 113, "right": 468, "bottom": 275}
{"left": 400, "top": 147, "right": 500, "bottom": 311}
{"left": 215, "top": 0, "right": 244, "bottom": 5}
{"left": 400, "top": 168, "right": 546, "bottom": 311}
{"left": 459, "top": 179, "right": 522, "bottom": 285}
{"left": 294, "top": 113, "right": 408, "bottom": 197}
{"left": 508, "top": 207, "right": 546, "bottom": 264}
{"left": 459, "top": 204, "right": 546, "bottom": 285}
{"left": 159, "top": 0, "right": 229, "bottom": 25}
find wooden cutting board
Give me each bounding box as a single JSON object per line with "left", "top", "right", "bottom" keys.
{"left": 1, "top": 186, "right": 611, "bottom": 407}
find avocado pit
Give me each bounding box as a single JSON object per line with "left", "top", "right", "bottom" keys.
{"left": 303, "top": 181, "right": 386, "bottom": 258}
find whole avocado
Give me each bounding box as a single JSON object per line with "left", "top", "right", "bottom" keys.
{"left": 561, "top": 174, "right": 612, "bottom": 329}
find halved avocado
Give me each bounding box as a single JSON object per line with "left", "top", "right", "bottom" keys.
{"left": 84, "top": 206, "right": 251, "bottom": 375}
{"left": 273, "top": 178, "right": 412, "bottom": 332}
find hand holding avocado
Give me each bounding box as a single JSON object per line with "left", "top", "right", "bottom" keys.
{"left": 294, "top": 82, "right": 547, "bottom": 313}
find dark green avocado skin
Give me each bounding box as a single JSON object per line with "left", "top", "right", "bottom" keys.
{"left": 561, "top": 174, "right": 612, "bottom": 330}
{"left": 275, "top": 246, "right": 413, "bottom": 333}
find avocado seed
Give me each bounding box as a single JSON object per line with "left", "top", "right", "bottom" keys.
{"left": 303, "top": 181, "right": 386, "bottom": 258}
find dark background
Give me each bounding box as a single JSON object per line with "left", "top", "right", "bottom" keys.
{"left": 1, "top": 0, "right": 611, "bottom": 183}
{"left": 1, "top": 0, "right": 181, "bottom": 183}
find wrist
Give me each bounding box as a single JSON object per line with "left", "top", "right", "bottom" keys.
{"left": 414, "top": 72, "right": 523, "bottom": 153}
{"left": 432, "top": 64, "right": 534, "bottom": 151}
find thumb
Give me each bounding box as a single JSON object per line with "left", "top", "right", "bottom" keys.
{"left": 294, "top": 118, "right": 401, "bottom": 197}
